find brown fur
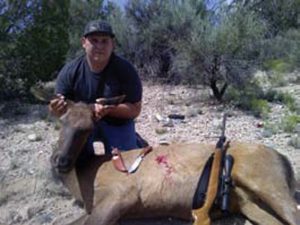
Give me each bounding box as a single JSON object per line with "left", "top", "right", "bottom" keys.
{"left": 51, "top": 102, "right": 298, "bottom": 225}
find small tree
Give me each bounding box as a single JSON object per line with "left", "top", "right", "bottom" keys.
{"left": 67, "top": 0, "right": 106, "bottom": 60}
{"left": 172, "top": 5, "right": 266, "bottom": 101}
{"left": 260, "top": 28, "right": 300, "bottom": 72}
{"left": 231, "top": 0, "right": 300, "bottom": 36}
{"left": 0, "top": 0, "right": 69, "bottom": 100}
{"left": 106, "top": 2, "right": 139, "bottom": 61}
{"left": 123, "top": 0, "right": 205, "bottom": 80}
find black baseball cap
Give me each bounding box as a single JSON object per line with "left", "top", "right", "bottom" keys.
{"left": 83, "top": 20, "right": 115, "bottom": 38}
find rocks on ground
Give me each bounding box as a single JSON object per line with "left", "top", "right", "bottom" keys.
{"left": 0, "top": 83, "right": 299, "bottom": 225}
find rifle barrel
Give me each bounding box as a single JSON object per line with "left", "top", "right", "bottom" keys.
{"left": 221, "top": 113, "right": 227, "bottom": 138}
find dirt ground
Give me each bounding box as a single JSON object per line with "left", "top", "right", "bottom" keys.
{"left": 0, "top": 83, "right": 299, "bottom": 225}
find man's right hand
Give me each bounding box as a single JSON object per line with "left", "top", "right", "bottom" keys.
{"left": 48, "top": 94, "right": 67, "bottom": 117}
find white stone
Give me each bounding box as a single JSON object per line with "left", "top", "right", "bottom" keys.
{"left": 28, "top": 134, "right": 41, "bottom": 142}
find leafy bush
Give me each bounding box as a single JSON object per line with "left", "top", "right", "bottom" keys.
{"left": 260, "top": 29, "right": 300, "bottom": 73}
{"left": 250, "top": 99, "right": 271, "bottom": 118}
{"left": 263, "top": 59, "right": 291, "bottom": 73}
{"left": 280, "top": 93, "right": 297, "bottom": 112}
{"left": 281, "top": 114, "right": 300, "bottom": 133}
{"left": 0, "top": 1, "right": 69, "bottom": 100}
{"left": 1, "top": 0, "right": 299, "bottom": 101}
{"left": 171, "top": 5, "right": 266, "bottom": 100}
{"left": 122, "top": 0, "right": 197, "bottom": 80}
{"left": 263, "top": 89, "right": 297, "bottom": 112}
{"left": 269, "top": 72, "right": 288, "bottom": 87}
{"left": 225, "top": 85, "right": 270, "bottom": 118}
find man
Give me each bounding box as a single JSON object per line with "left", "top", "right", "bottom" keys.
{"left": 49, "top": 20, "right": 144, "bottom": 162}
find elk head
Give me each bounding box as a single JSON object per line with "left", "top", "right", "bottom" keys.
{"left": 51, "top": 102, "right": 94, "bottom": 173}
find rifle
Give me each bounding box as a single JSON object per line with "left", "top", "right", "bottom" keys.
{"left": 220, "top": 154, "right": 234, "bottom": 212}
{"left": 192, "top": 113, "right": 230, "bottom": 225}
{"left": 214, "top": 113, "right": 234, "bottom": 213}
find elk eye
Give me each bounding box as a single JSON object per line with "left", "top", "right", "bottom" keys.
{"left": 74, "top": 129, "right": 86, "bottom": 137}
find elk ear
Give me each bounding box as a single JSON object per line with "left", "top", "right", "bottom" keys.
{"left": 30, "top": 81, "right": 55, "bottom": 103}
{"left": 57, "top": 99, "right": 76, "bottom": 121}
{"left": 64, "top": 100, "right": 75, "bottom": 112}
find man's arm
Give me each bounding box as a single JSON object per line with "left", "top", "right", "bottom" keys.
{"left": 50, "top": 60, "right": 75, "bottom": 118}
{"left": 107, "top": 101, "right": 141, "bottom": 118}
{"left": 93, "top": 101, "right": 141, "bottom": 120}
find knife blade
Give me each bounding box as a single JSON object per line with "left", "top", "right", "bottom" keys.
{"left": 97, "top": 95, "right": 126, "bottom": 106}
{"left": 128, "top": 146, "right": 152, "bottom": 174}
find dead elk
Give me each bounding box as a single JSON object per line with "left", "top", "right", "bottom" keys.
{"left": 50, "top": 102, "right": 298, "bottom": 225}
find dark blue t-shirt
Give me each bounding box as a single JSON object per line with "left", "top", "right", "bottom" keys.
{"left": 55, "top": 53, "right": 142, "bottom": 125}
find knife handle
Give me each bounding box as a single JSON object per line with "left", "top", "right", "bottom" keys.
{"left": 111, "top": 148, "right": 128, "bottom": 173}
{"left": 140, "top": 146, "right": 152, "bottom": 157}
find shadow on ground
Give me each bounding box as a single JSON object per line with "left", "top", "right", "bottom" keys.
{"left": 120, "top": 216, "right": 248, "bottom": 225}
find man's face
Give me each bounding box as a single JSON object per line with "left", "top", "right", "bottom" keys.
{"left": 81, "top": 33, "right": 114, "bottom": 64}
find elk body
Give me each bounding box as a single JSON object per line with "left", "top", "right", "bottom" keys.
{"left": 50, "top": 102, "right": 298, "bottom": 225}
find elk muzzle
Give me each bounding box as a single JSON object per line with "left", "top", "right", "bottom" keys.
{"left": 51, "top": 153, "right": 73, "bottom": 173}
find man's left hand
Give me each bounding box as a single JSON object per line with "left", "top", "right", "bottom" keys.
{"left": 93, "top": 101, "right": 116, "bottom": 120}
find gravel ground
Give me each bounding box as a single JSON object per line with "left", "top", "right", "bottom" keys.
{"left": 0, "top": 83, "right": 299, "bottom": 225}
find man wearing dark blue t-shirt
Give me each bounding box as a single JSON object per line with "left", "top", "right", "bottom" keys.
{"left": 49, "top": 20, "right": 144, "bottom": 161}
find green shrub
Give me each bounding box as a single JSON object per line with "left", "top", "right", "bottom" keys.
{"left": 281, "top": 114, "right": 300, "bottom": 133}
{"left": 262, "top": 89, "right": 297, "bottom": 112}
{"left": 263, "top": 89, "right": 279, "bottom": 102}
{"left": 263, "top": 59, "right": 291, "bottom": 73}
{"left": 250, "top": 99, "right": 270, "bottom": 118}
{"left": 281, "top": 93, "right": 297, "bottom": 112}
{"left": 260, "top": 29, "right": 300, "bottom": 73}
{"left": 268, "top": 72, "right": 287, "bottom": 87}
{"left": 224, "top": 87, "right": 240, "bottom": 102}
{"left": 225, "top": 85, "right": 270, "bottom": 118}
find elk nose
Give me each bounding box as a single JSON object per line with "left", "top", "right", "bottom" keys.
{"left": 57, "top": 155, "right": 72, "bottom": 170}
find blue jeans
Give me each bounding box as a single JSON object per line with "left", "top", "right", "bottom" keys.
{"left": 77, "top": 120, "right": 138, "bottom": 166}
{"left": 97, "top": 120, "right": 138, "bottom": 153}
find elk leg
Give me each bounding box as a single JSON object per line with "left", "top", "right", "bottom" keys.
{"left": 83, "top": 199, "right": 121, "bottom": 225}
{"left": 83, "top": 190, "right": 138, "bottom": 225}
{"left": 254, "top": 190, "right": 297, "bottom": 225}
{"left": 232, "top": 150, "right": 297, "bottom": 225}
{"left": 234, "top": 187, "right": 289, "bottom": 225}
{"left": 66, "top": 213, "right": 89, "bottom": 225}
{"left": 235, "top": 177, "right": 297, "bottom": 224}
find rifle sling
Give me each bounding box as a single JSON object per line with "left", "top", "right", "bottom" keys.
{"left": 192, "top": 153, "right": 214, "bottom": 209}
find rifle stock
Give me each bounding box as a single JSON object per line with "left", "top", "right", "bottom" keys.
{"left": 192, "top": 148, "right": 223, "bottom": 225}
